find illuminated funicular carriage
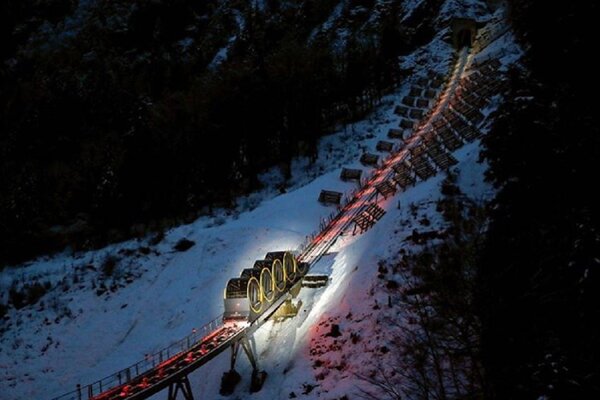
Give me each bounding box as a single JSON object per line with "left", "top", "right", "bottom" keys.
{"left": 223, "top": 251, "right": 309, "bottom": 322}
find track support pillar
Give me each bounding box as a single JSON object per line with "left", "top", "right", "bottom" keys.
{"left": 167, "top": 374, "right": 194, "bottom": 400}
{"left": 220, "top": 334, "right": 267, "bottom": 395}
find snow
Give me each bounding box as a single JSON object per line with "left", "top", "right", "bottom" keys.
{"left": 209, "top": 43, "right": 233, "bottom": 69}
{"left": 0, "top": 85, "right": 398, "bottom": 398}
{"left": 54, "top": 0, "right": 98, "bottom": 40}
{"left": 178, "top": 37, "right": 195, "bottom": 52}
{"left": 308, "top": 1, "right": 347, "bottom": 43}
{"left": 252, "top": 0, "right": 267, "bottom": 13}
{"left": 400, "top": 27, "right": 455, "bottom": 74}
{"left": 209, "top": 8, "right": 246, "bottom": 70}
{"left": 400, "top": 0, "right": 427, "bottom": 22}
{"left": 1, "top": 4, "right": 521, "bottom": 400}
{"left": 236, "top": 138, "right": 495, "bottom": 399}
{"left": 437, "top": 0, "right": 490, "bottom": 22}
{"left": 474, "top": 28, "right": 523, "bottom": 68}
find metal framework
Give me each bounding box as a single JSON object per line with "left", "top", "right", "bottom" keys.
{"left": 374, "top": 181, "right": 397, "bottom": 201}
{"left": 351, "top": 204, "right": 386, "bottom": 235}
{"left": 167, "top": 376, "right": 194, "bottom": 400}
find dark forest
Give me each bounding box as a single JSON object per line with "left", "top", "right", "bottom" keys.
{"left": 1, "top": 0, "right": 598, "bottom": 398}
{"left": 478, "top": 1, "right": 599, "bottom": 398}
{"left": 0, "top": 0, "right": 440, "bottom": 265}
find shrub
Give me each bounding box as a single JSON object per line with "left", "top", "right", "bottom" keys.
{"left": 101, "top": 255, "right": 119, "bottom": 277}
{"left": 173, "top": 238, "right": 195, "bottom": 252}
{"left": 27, "top": 282, "right": 48, "bottom": 305}
{"left": 9, "top": 287, "right": 26, "bottom": 309}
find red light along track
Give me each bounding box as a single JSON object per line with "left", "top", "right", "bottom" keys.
{"left": 51, "top": 46, "right": 472, "bottom": 400}
{"left": 298, "top": 47, "right": 470, "bottom": 266}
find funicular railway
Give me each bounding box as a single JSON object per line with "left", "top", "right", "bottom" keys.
{"left": 51, "top": 16, "right": 509, "bottom": 400}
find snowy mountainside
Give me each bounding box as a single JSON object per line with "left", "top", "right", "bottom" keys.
{"left": 1, "top": 3, "right": 521, "bottom": 400}
{"left": 276, "top": 142, "right": 493, "bottom": 399}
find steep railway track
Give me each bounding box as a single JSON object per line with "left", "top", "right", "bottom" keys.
{"left": 51, "top": 46, "right": 472, "bottom": 400}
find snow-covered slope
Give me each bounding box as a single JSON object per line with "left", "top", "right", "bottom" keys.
{"left": 0, "top": 2, "right": 521, "bottom": 399}
{"left": 245, "top": 139, "right": 493, "bottom": 400}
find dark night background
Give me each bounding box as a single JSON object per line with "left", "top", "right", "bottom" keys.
{"left": 0, "top": 0, "right": 598, "bottom": 398}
